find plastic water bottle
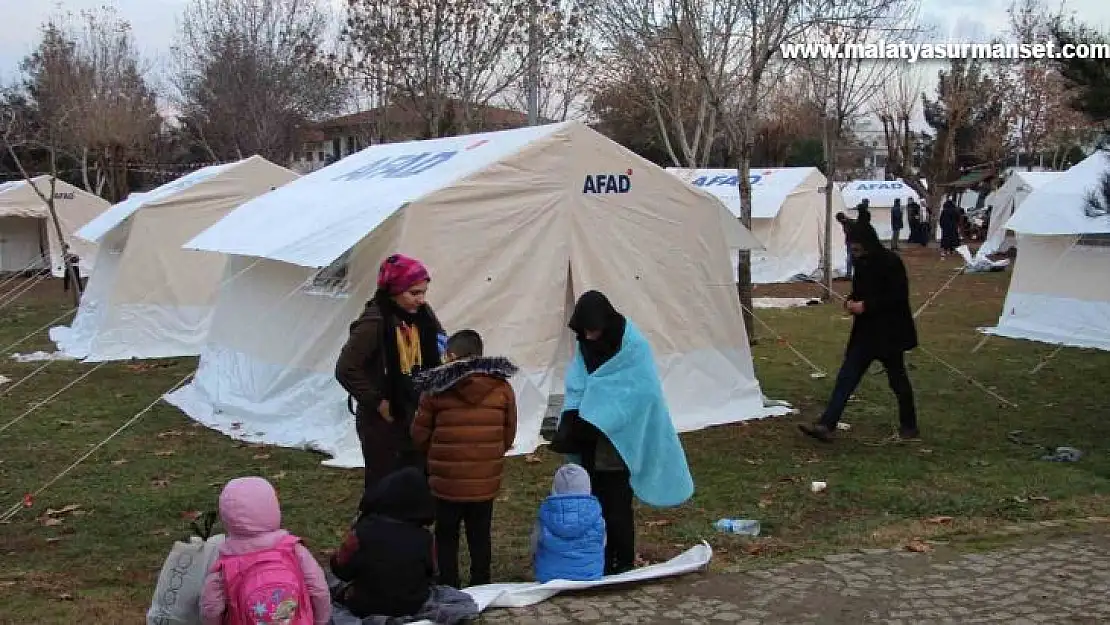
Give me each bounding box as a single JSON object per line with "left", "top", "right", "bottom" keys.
{"left": 714, "top": 518, "right": 760, "bottom": 536}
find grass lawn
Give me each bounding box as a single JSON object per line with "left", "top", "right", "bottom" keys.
{"left": 2, "top": 247, "right": 1109, "bottom": 623}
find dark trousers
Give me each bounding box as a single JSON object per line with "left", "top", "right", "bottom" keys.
{"left": 434, "top": 499, "right": 494, "bottom": 588}
{"left": 844, "top": 243, "right": 853, "bottom": 278}
{"left": 356, "top": 414, "right": 421, "bottom": 494}
{"left": 591, "top": 470, "right": 636, "bottom": 573}
{"left": 820, "top": 343, "right": 918, "bottom": 432}
{"left": 891, "top": 228, "right": 901, "bottom": 249}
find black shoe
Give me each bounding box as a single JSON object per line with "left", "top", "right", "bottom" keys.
{"left": 799, "top": 423, "right": 834, "bottom": 442}
{"left": 898, "top": 428, "right": 921, "bottom": 441}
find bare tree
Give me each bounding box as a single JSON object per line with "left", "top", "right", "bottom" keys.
{"left": 1002, "top": 0, "right": 1057, "bottom": 170}
{"left": 340, "top": 0, "right": 587, "bottom": 138}
{"left": 16, "top": 10, "right": 160, "bottom": 202}
{"left": 173, "top": 0, "right": 346, "bottom": 162}
{"left": 798, "top": 0, "right": 919, "bottom": 295}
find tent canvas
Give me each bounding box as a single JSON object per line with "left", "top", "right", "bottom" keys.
{"left": 666, "top": 167, "right": 848, "bottom": 283}
{"left": 164, "top": 121, "right": 788, "bottom": 468}
{"left": 0, "top": 177, "right": 109, "bottom": 276}
{"left": 841, "top": 179, "right": 921, "bottom": 241}
{"left": 49, "top": 156, "right": 299, "bottom": 362}
{"left": 981, "top": 152, "right": 1110, "bottom": 351}
{"left": 974, "top": 170, "right": 1064, "bottom": 260}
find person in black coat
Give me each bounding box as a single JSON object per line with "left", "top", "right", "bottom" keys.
{"left": 938, "top": 199, "right": 961, "bottom": 256}
{"left": 331, "top": 467, "right": 437, "bottom": 617}
{"left": 799, "top": 221, "right": 919, "bottom": 442}
{"left": 890, "top": 199, "right": 904, "bottom": 250}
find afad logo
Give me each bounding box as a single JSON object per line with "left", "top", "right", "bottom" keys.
{"left": 332, "top": 150, "right": 459, "bottom": 182}
{"left": 583, "top": 169, "right": 632, "bottom": 194}
{"left": 691, "top": 172, "right": 769, "bottom": 188}
{"left": 853, "top": 181, "right": 905, "bottom": 191}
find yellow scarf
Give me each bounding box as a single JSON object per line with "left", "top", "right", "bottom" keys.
{"left": 395, "top": 322, "right": 422, "bottom": 375}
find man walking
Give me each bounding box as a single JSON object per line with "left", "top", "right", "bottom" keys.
{"left": 799, "top": 221, "right": 919, "bottom": 442}
{"left": 890, "top": 198, "right": 903, "bottom": 250}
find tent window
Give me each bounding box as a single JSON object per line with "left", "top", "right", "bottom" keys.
{"left": 305, "top": 250, "right": 351, "bottom": 296}
{"left": 1077, "top": 233, "right": 1110, "bottom": 247}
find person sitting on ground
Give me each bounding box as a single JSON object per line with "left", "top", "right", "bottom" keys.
{"left": 531, "top": 463, "right": 606, "bottom": 583}
{"left": 410, "top": 329, "right": 518, "bottom": 590}
{"left": 330, "top": 467, "right": 437, "bottom": 618}
{"left": 200, "top": 477, "right": 331, "bottom": 625}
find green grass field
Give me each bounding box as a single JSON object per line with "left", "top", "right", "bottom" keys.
{"left": 2, "top": 247, "right": 1109, "bottom": 623}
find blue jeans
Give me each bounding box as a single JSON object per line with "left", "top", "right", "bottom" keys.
{"left": 820, "top": 343, "right": 917, "bottom": 432}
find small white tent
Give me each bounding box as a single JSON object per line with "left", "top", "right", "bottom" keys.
{"left": 981, "top": 152, "right": 1110, "bottom": 351}
{"left": 164, "top": 122, "right": 787, "bottom": 468}
{"left": 841, "top": 179, "right": 921, "bottom": 240}
{"left": 49, "top": 156, "right": 299, "bottom": 361}
{"left": 974, "top": 170, "right": 1064, "bottom": 259}
{"left": 0, "top": 177, "right": 108, "bottom": 276}
{"left": 667, "top": 167, "right": 848, "bottom": 283}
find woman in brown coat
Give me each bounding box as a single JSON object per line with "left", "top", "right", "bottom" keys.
{"left": 335, "top": 254, "right": 444, "bottom": 494}
{"left": 410, "top": 329, "right": 518, "bottom": 589}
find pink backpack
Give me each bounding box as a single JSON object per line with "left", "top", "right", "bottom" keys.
{"left": 214, "top": 535, "right": 313, "bottom": 625}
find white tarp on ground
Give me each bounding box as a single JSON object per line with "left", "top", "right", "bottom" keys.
{"left": 667, "top": 167, "right": 848, "bottom": 284}
{"left": 164, "top": 121, "right": 789, "bottom": 467}
{"left": 974, "top": 170, "right": 1064, "bottom": 260}
{"left": 49, "top": 156, "right": 299, "bottom": 362}
{"left": 0, "top": 177, "right": 109, "bottom": 276}
{"left": 981, "top": 152, "right": 1110, "bottom": 351}
{"left": 841, "top": 179, "right": 921, "bottom": 241}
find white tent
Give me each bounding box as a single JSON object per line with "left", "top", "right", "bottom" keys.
{"left": 981, "top": 152, "right": 1110, "bottom": 351}
{"left": 667, "top": 167, "right": 848, "bottom": 283}
{"left": 49, "top": 156, "right": 299, "bottom": 361}
{"left": 0, "top": 177, "right": 108, "bottom": 276}
{"left": 841, "top": 179, "right": 921, "bottom": 240}
{"left": 974, "top": 170, "right": 1064, "bottom": 259}
{"left": 164, "top": 121, "right": 788, "bottom": 468}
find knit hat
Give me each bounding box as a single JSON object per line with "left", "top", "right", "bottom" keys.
{"left": 552, "top": 463, "right": 592, "bottom": 496}
{"left": 377, "top": 253, "right": 430, "bottom": 295}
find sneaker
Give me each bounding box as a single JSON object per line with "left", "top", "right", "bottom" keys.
{"left": 798, "top": 423, "right": 835, "bottom": 442}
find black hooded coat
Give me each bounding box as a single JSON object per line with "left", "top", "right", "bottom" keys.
{"left": 846, "top": 222, "right": 918, "bottom": 355}
{"left": 331, "top": 467, "right": 437, "bottom": 617}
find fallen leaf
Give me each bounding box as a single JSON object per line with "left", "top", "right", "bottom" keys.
{"left": 110, "top": 459, "right": 128, "bottom": 466}
{"left": 150, "top": 479, "right": 170, "bottom": 488}
{"left": 758, "top": 495, "right": 775, "bottom": 509}
{"left": 58, "top": 592, "right": 73, "bottom": 601}
{"left": 21, "top": 494, "right": 33, "bottom": 508}
{"left": 180, "top": 511, "right": 201, "bottom": 521}
{"left": 45, "top": 537, "right": 62, "bottom": 544}
{"left": 925, "top": 516, "right": 954, "bottom": 525}
{"left": 252, "top": 453, "right": 271, "bottom": 460}
{"left": 1029, "top": 495, "right": 1051, "bottom": 502}
{"left": 154, "top": 450, "right": 175, "bottom": 457}
{"left": 57, "top": 420, "right": 76, "bottom": 427}
{"left": 150, "top": 529, "right": 171, "bottom": 537}
{"left": 269, "top": 471, "right": 286, "bottom": 480}
{"left": 645, "top": 520, "right": 670, "bottom": 527}
{"left": 523, "top": 454, "right": 542, "bottom": 464}
{"left": 0, "top": 581, "right": 16, "bottom": 587}
{"left": 40, "top": 518, "right": 62, "bottom": 527}
{"left": 157, "top": 430, "right": 183, "bottom": 438}
{"left": 905, "top": 539, "right": 932, "bottom": 553}
{"left": 746, "top": 543, "right": 766, "bottom": 556}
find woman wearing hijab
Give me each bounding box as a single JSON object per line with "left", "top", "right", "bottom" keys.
{"left": 336, "top": 254, "right": 445, "bottom": 494}
{"left": 939, "top": 199, "right": 961, "bottom": 257}
{"left": 556, "top": 290, "right": 694, "bottom": 575}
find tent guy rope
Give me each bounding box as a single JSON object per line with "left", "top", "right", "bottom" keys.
{"left": 738, "top": 301, "right": 827, "bottom": 377}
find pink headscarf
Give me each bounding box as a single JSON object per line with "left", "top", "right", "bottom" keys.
{"left": 377, "top": 254, "right": 430, "bottom": 295}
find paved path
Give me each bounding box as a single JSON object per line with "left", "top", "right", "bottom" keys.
{"left": 479, "top": 532, "right": 1110, "bottom": 624}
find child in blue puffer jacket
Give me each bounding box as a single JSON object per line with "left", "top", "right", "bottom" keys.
{"left": 530, "top": 463, "right": 606, "bottom": 583}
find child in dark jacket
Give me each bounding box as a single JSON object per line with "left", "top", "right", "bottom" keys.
{"left": 531, "top": 463, "right": 606, "bottom": 583}
{"left": 330, "top": 467, "right": 436, "bottom": 618}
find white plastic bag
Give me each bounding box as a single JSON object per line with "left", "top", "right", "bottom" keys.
{"left": 146, "top": 533, "right": 226, "bottom": 625}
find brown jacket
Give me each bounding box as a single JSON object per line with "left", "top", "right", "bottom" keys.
{"left": 411, "top": 357, "right": 519, "bottom": 502}
{"left": 335, "top": 299, "right": 443, "bottom": 419}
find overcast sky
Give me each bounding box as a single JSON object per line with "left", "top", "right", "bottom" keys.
{"left": 1, "top": 0, "right": 1108, "bottom": 98}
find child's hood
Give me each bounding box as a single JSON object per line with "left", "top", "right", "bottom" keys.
{"left": 412, "top": 356, "right": 518, "bottom": 405}
{"left": 359, "top": 467, "right": 435, "bottom": 525}
{"left": 219, "top": 476, "right": 282, "bottom": 537}
{"left": 539, "top": 494, "right": 603, "bottom": 540}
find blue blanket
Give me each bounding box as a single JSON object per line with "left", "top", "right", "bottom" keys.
{"left": 562, "top": 321, "right": 694, "bottom": 507}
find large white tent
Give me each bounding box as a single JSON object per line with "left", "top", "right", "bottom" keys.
{"left": 164, "top": 121, "right": 787, "bottom": 468}
{"left": 49, "top": 156, "right": 299, "bottom": 361}
{"left": 666, "top": 167, "right": 848, "bottom": 283}
{"left": 841, "top": 179, "right": 922, "bottom": 241}
{"left": 0, "top": 177, "right": 108, "bottom": 276}
{"left": 974, "top": 170, "right": 1064, "bottom": 259}
{"left": 981, "top": 152, "right": 1110, "bottom": 351}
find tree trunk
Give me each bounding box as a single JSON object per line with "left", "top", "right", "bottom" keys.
{"left": 821, "top": 115, "right": 835, "bottom": 301}
{"left": 735, "top": 106, "right": 756, "bottom": 342}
